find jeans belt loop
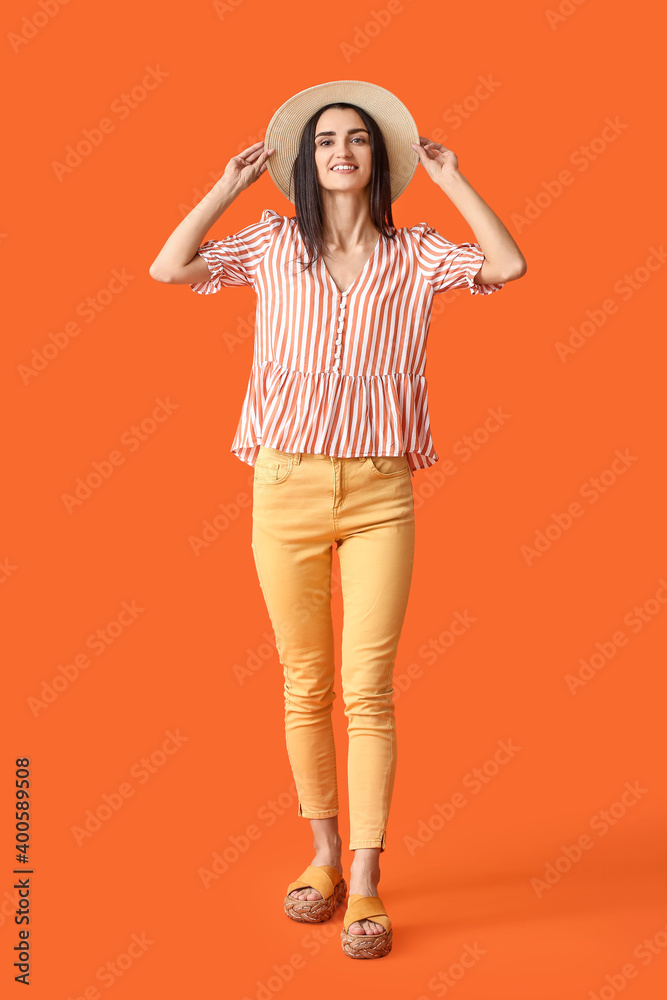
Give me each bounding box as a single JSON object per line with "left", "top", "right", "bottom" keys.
{"left": 292, "top": 452, "right": 301, "bottom": 465}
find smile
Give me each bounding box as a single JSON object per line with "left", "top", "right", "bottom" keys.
{"left": 331, "top": 165, "right": 358, "bottom": 171}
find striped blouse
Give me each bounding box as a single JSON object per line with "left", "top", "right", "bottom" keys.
{"left": 190, "top": 208, "right": 504, "bottom": 475}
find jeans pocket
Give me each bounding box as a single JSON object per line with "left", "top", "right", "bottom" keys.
{"left": 366, "top": 454, "right": 410, "bottom": 479}
{"left": 253, "top": 450, "right": 294, "bottom": 485}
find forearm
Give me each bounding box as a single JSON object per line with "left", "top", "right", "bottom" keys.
{"left": 438, "top": 170, "right": 526, "bottom": 277}
{"left": 149, "top": 178, "right": 241, "bottom": 279}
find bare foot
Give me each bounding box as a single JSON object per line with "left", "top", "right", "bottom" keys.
{"left": 288, "top": 846, "right": 343, "bottom": 902}
{"left": 347, "top": 862, "right": 384, "bottom": 935}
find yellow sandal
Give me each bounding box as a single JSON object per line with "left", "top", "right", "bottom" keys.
{"left": 284, "top": 865, "right": 347, "bottom": 923}
{"left": 341, "top": 894, "right": 393, "bottom": 959}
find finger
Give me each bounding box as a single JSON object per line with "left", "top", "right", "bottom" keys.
{"left": 238, "top": 140, "right": 265, "bottom": 157}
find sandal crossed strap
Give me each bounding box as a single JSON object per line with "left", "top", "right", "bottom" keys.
{"left": 341, "top": 894, "right": 393, "bottom": 959}
{"left": 284, "top": 865, "right": 347, "bottom": 923}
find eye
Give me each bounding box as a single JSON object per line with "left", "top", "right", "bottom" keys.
{"left": 318, "top": 137, "right": 366, "bottom": 146}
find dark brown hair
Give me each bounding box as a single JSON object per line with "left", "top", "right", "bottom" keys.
{"left": 288, "top": 103, "right": 398, "bottom": 273}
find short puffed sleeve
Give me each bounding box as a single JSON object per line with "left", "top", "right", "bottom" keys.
{"left": 408, "top": 222, "right": 505, "bottom": 296}
{"left": 189, "top": 208, "right": 284, "bottom": 294}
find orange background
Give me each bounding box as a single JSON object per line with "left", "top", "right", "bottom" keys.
{"left": 3, "top": 0, "right": 667, "bottom": 997}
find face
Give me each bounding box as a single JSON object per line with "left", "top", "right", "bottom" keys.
{"left": 313, "top": 107, "right": 372, "bottom": 198}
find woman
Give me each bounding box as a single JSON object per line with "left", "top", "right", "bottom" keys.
{"left": 150, "top": 80, "right": 527, "bottom": 959}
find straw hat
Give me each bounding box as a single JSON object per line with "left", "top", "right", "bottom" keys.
{"left": 264, "top": 80, "right": 420, "bottom": 204}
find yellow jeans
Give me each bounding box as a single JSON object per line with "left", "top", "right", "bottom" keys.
{"left": 251, "top": 445, "right": 415, "bottom": 851}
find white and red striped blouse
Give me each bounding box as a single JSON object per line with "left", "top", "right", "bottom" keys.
{"left": 190, "top": 208, "right": 504, "bottom": 474}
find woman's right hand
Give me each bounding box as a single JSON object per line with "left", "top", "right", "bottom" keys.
{"left": 223, "top": 140, "right": 275, "bottom": 192}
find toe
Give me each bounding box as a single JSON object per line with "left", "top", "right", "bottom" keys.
{"left": 289, "top": 886, "right": 322, "bottom": 901}
{"left": 349, "top": 918, "right": 383, "bottom": 935}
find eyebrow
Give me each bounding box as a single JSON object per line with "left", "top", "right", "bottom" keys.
{"left": 314, "top": 128, "right": 369, "bottom": 139}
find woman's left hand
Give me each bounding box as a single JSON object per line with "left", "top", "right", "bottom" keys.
{"left": 411, "top": 136, "right": 459, "bottom": 184}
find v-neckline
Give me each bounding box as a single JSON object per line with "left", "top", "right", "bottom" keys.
{"left": 320, "top": 233, "right": 383, "bottom": 296}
